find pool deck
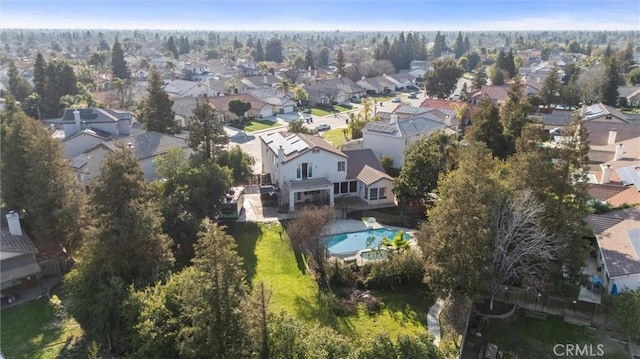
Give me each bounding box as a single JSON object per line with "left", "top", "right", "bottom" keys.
{"left": 325, "top": 219, "right": 415, "bottom": 237}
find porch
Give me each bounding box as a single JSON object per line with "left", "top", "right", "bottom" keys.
{"left": 285, "top": 178, "right": 334, "bottom": 212}
{"left": 577, "top": 256, "right": 604, "bottom": 304}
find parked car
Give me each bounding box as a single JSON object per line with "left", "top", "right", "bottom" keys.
{"left": 408, "top": 92, "right": 417, "bottom": 99}
{"left": 315, "top": 123, "right": 331, "bottom": 131}
{"left": 391, "top": 97, "right": 401, "bottom": 103}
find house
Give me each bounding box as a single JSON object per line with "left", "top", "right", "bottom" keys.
{"left": 208, "top": 93, "right": 273, "bottom": 122}
{"left": 260, "top": 132, "right": 395, "bottom": 212}
{"left": 249, "top": 88, "right": 297, "bottom": 114}
{"left": 585, "top": 207, "right": 640, "bottom": 294}
{"left": 1, "top": 211, "right": 41, "bottom": 291}
{"left": 305, "top": 78, "right": 366, "bottom": 105}
{"left": 59, "top": 108, "right": 131, "bottom": 138}
{"left": 385, "top": 72, "right": 416, "bottom": 90}
{"left": 78, "top": 131, "right": 190, "bottom": 182}
{"left": 356, "top": 76, "right": 397, "bottom": 94}
{"left": 62, "top": 128, "right": 114, "bottom": 158}
{"left": 242, "top": 75, "right": 281, "bottom": 90}
{"left": 172, "top": 97, "right": 199, "bottom": 128}
{"left": 410, "top": 60, "right": 431, "bottom": 71}
{"left": 617, "top": 86, "right": 640, "bottom": 108}
{"left": 419, "top": 98, "right": 471, "bottom": 126}
{"left": 131, "top": 67, "right": 149, "bottom": 79}
{"left": 163, "top": 80, "right": 217, "bottom": 99}
{"left": 579, "top": 104, "right": 630, "bottom": 123}
{"left": 470, "top": 85, "right": 510, "bottom": 105}
{"left": 358, "top": 113, "right": 448, "bottom": 168}
{"left": 391, "top": 105, "right": 436, "bottom": 121}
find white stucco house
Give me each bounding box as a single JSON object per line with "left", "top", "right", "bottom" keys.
{"left": 586, "top": 207, "right": 640, "bottom": 294}
{"left": 356, "top": 113, "right": 448, "bottom": 169}
{"left": 59, "top": 108, "right": 132, "bottom": 158}
{"left": 260, "top": 132, "right": 395, "bottom": 212}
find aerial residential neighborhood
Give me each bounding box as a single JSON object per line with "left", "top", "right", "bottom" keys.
{"left": 1, "top": 1, "right": 640, "bottom": 358}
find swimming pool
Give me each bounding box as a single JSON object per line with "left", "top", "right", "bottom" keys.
{"left": 326, "top": 228, "right": 410, "bottom": 256}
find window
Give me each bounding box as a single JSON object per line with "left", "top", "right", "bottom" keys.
{"left": 349, "top": 181, "right": 357, "bottom": 193}
{"left": 296, "top": 165, "right": 301, "bottom": 179}
{"left": 337, "top": 161, "right": 346, "bottom": 172}
{"left": 364, "top": 186, "right": 369, "bottom": 199}
{"left": 379, "top": 187, "right": 386, "bottom": 199}
{"left": 307, "top": 163, "right": 312, "bottom": 178}
{"left": 334, "top": 183, "right": 340, "bottom": 194}
{"left": 340, "top": 182, "right": 348, "bottom": 194}
{"left": 296, "top": 192, "right": 302, "bottom": 201}
{"left": 370, "top": 188, "right": 378, "bottom": 200}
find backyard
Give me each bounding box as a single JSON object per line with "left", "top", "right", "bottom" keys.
{"left": 321, "top": 127, "right": 350, "bottom": 147}
{"left": 225, "top": 222, "right": 433, "bottom": 339}
{"left": 0, "top": 295, "right": 85, "bottom": 359}
{"left": 464, "top": 310, "right": 629, "bottom": 359}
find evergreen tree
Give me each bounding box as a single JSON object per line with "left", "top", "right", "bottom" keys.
{"left": 178, "top": 36, "right": 190, "bottom": 54}
{"left": 111, "top": 37, "right": 130, "bottom": 80}
{"left": 217, "top": 145, "right": 255, "bottom": 185}
{"left": 254, "top": 39, "right": 264, "bottom": 62}
{"left": 264, "top": 38, "right": 283, "bottom": 63}
{"left": 454, "top": 31, "right": 465, "bottom": 59}
{"left": 499, "top": 76, "right": 531, "bottom": 157}
{"left": 423, "top": 58, "right": 463, "bottom": 99}
{"left": 540, "top": 67, "right": 560, "bottom": 107}
{"left": 7, "top": 61, "right": 33, "bottom": 102}
{"left": 432, "top": 31, "right": 443, "bottom": 58}
{"left": 187, "top": 94, "right": 228, "bottom": 160}
{"left": 465, "top": 98, "right": 506, "bottom": 158}
{"left": 33, "top": 52, "right": 46, "bottom": 98}
{"left": 601, "top": 58, "right": 621, "bottom": 106}
{"left": 472, "top": 67, "right": 487, "bottom": 89}
{"left": 166, "top": 36, "right": 179, "bottom": 59}
{"left": 136, "top": 66, "right": 179, "bottom": 134}
{"left": 1, "top": 101, "right": 86, "bottom": 252}
{"left": 64, "top": 146, "right": 174, "bottom": 354}
{"left": 42, "top": 58, "right": 78, "bottom": 118}
{"left": 336, "top": 47, "right": 346, "bottom": 77}
{"left": 305, "top": 48, "right": 314, "bottom": 69}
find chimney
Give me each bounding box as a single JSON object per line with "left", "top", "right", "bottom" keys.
{"left": 390, "top": 115, "right": 397, "bottom": 125}
{"left": 600, "top": 164, "right": 612, "bottom": 184}
{"left": 263, "top": 75, "right": 268, "bottom": 84}
{"left": 608, "top": 129, "right": 617, "bottom": 145}
{"left": 5, "top": 211, "right": 22, "bottom": 236}
{"left": 278, "top": 145, "right": 284, "bottom": 164}
{"left": 73, "top": 109, "right": 81, "bottom": 132}
{"left": 614, "top": 143, "right": 624, "bottom": 161}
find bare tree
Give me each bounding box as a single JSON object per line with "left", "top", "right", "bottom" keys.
{"left": 319, "top": 86, "right": 340, "bottom": 105}
{"left": 576, "top": 65, "right": 607, "bottom": 105}
{"left": 360, "top": 60, "right": 396, "bottom": 78}
{"left": 286, "top": 206, "right": 334, "bottom": 287}
{"left": 488, "top": 189, "right": 563, "bottom": 310}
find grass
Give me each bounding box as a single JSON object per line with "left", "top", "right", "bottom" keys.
{"left": 228, "top": 119, "right": 281, "bottom": 132}
{"left": 470, "top": 311, "right": 629, "bottom": 359}
{"left": 622, "top": 108, "right": 640, "bottom": 114}
{"left": 225, "top": 222, "right": 432, "bottom": 340}
{"left": 0, "top": 296, "right": 85, "bottom": 359}
{"left": 321, "top": 128, "right": 350, "bottom": 147}
{"left": 309, "top": 107, "right": 333, "bottom": 116}
{"left": 307, "top": 105, "right": 353, "bottom": 117}
{"left": 334, "top": 104, "right": 353, "bottom": 112}
{"left": 369, "top": 95, "right": 393, "bottom": 102}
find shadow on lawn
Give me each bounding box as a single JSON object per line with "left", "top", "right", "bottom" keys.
{"left": 374, "top": 288, "right": 433, "bottom": 327}
{"left": 224, "top": 222, "right": 262, "bottom": 284}
{"left": 280, "top": 220, "right": 308, "bottom": 275}
{"left": 294, "top": 289, "right": 355, "bottom": 335}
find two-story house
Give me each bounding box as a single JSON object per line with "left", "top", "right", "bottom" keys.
{"left": 60, "top": 108, "right": 132, "bottom": 158}
{"left": 260, "top": 132, "right": 394, "bottom": 212}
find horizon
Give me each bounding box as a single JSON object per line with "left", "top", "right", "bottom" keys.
{"left": 2, "top": 0, "right": 639, "bottom": 32}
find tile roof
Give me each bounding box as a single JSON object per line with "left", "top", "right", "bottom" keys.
{"left": 608, "top": 186, "right": 640, "bottom": 207}
{"left": 474, "top": 85, "right": 509, "bottom": 102}
{"left": 588, "top": 183, "right": 629, "bottom": 202}
{"left": 356, "top": 165, "right": 394, "bottom": 186}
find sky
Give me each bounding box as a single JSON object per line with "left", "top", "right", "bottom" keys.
{"left": 2, "top": 0, "right": 639, "bottom": 31}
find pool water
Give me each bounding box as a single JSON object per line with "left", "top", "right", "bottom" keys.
{"left": 326, "top": 228, "right": 409, "bottom": 255}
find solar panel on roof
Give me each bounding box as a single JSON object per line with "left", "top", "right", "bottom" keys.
{"left": 586, "top": 105, "right": 602, "bottom": 115}
{"left": 615, "top": 165, "right": 640, "bottom": 191}
{"left": 367, "top": 123, "right": 395, "bottom": 133}
{"left": 627, "top": 229, "right": 640, "bottom": 259}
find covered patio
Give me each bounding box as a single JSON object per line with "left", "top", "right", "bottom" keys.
{"left": 285, "top": 178, "right": 334, "bottom": 212}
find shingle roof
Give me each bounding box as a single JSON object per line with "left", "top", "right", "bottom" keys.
{"left": 356, "top": 165, "right": 394, "bottom": 186}
{"left": 101, "top": 131, "right": 189, "bottom": 160}
{"left": 588, "top": 183, "right": 629, "bottom": 202}
{"left": 580, "top": 104, "right": 630, "bottom": 122}
{"left": 208, "top": 93, "right": 268, "bottom": 111}
{"left": 60, "top": 108, "right": 131, "bottom": 124}
{"left": 261, "top": 132, "right": 347, "bottom": 163}
{"left": 586, "top": 208, "right": 640, "bottom": 277}
{"left": 583, "top": 122, "right": 640, "bottom": 145}
{"left": 343, "top": 149, "right": 385, "bottom": 180}
{"left": 0, "top": 211, "right": 37, "bottom": 255}
{"left": 249, "top": 88, "right": 296, "bottom": 106}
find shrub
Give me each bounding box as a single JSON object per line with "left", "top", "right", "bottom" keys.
{"left": 362, "top": 249, "right": 425, "bottom": 289}
{"left": 327, "top": 258, "right": 357, "bottom": 288}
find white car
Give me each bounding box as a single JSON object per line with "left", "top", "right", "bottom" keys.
{"left": 392, "top": 97, "right": 401, "bottom": 103}
{"left": 315, "top": 123, "right": 331, "bottom": 131}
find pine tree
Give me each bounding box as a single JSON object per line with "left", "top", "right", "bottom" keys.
{"left": 254, "top": 39, "right": 264, "bottom": 62}
{"left": 472, "top": 67, "right": 487, "bottom": 89}
{"left": 1, "top": 100, "right": 86, "bottom": 252}
{"left": 499, "top": 76, "right": 531, "bottom": 156}
{"left": 166, "top": 36, "right": 179, "bottom": 59}
{"left": 336, "top": 47, "right": 346, "bottom": 77}
{"left": 33, "top": 52, "right": 46, "bottom": 98}
{"left": 601, "top": 58, "right": 620, "bottom": 106}
{"left": 7, "top": 61, "right": 33, "bottom": 102}
{"left": 42, "top": 58, "right": 78, "bottom": 118}
{"left": 432, "top": 31, "right": 443, "bottom": 58}
{"left": 136, "top": 66, "right": 178, "bottom": 134}
{"left": 111, "top": 37, "right": 130, "bottom": 80}
{"left": 64, "top": 146, "right": 174, "bottom": 354}
{"left": 540, "top": 67, "right": 560, "bottom": 107}
{"left": 187, "top": 95, "right": 228, "bottom": 160}
{"left": 465, "top": 98, "right": 506, "bottom": 158}
{"left": 305, "top": 48, "right": 314, "bottom": 69}
{"left": 454, "top": 32, "right": 465, "bottom": 59}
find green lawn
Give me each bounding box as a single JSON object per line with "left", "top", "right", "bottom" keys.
{"left": 471, "top": 311, "right": 629, "bottom": 359}
{"left": 369, "top": 95, "right": 393, "bottom": 102}
{"left": 241, "top": 120, "right": 281, "bottom": 132}
{"left": 0, "top": 296, "right": 85, "bottom": 359}
{"left": 321, "top": 128, "right": 350, "bottom": 147}
{"left": 309, "top": 107, "right": 333, "bottom": 116}
{"left": 225, "top": 222, "right": 432, "bottom": 339}
{"left": 334, "top": 104, "right": 353, "bottom": 112}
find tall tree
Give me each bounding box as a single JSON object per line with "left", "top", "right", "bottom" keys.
{"left": 166, "top": 36, "right": 179, "bottom": 59}
{"left": 264, "top": 38, "right": 283, "bottom": 63}
{"left": 304, "top": 48, "right": 314, "bottom": 69}
{"left": 42, "top": 58, "right": 78, "bottom": 118}
{"left": 454, "top": 31, "right": 465, "bottom": 59}
{"left": 111, "top": 37, "right": 130, "bottom": 79}
{"left": 254, "top": 39, "right": 264, "bottom": 62}
{"left": 499, "top": 76, "right": 531, "bottom": 156}
{"left": 601, "top": 58, "right": 621, "bottom": 106}
{"left": 540, "top": 67, "right": 561, "bottom": 107}
{"left": 7, "top": 61, "right": 33, "bottom": 102}
{"left": 424, "top": 58, "right": 463, "bottom": 99}
{"left": 1, "top": 101, "right": 86, "bottom": 253}
{"left": 336, "top": 47, "right": 346, "bottom": 77}
{"left": 187, "top": 94, "right": 228, "bottom": 160}
{"left": 465, "top": 98, "right": 506, "bottom": 158}
{"left": 217, "top": 145, "right": 255, "bottom": 185}
{"left": 33, "top": 52, "right": 46, "bottom": 99}
{"left": 472, "top": 67, "right": 487, "bottom": 89}
{"left": 136, "top": 66, "right": 179, "bottom": 134}
{"left": 64, "top": 146, "right": 174, "bottom": 354}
